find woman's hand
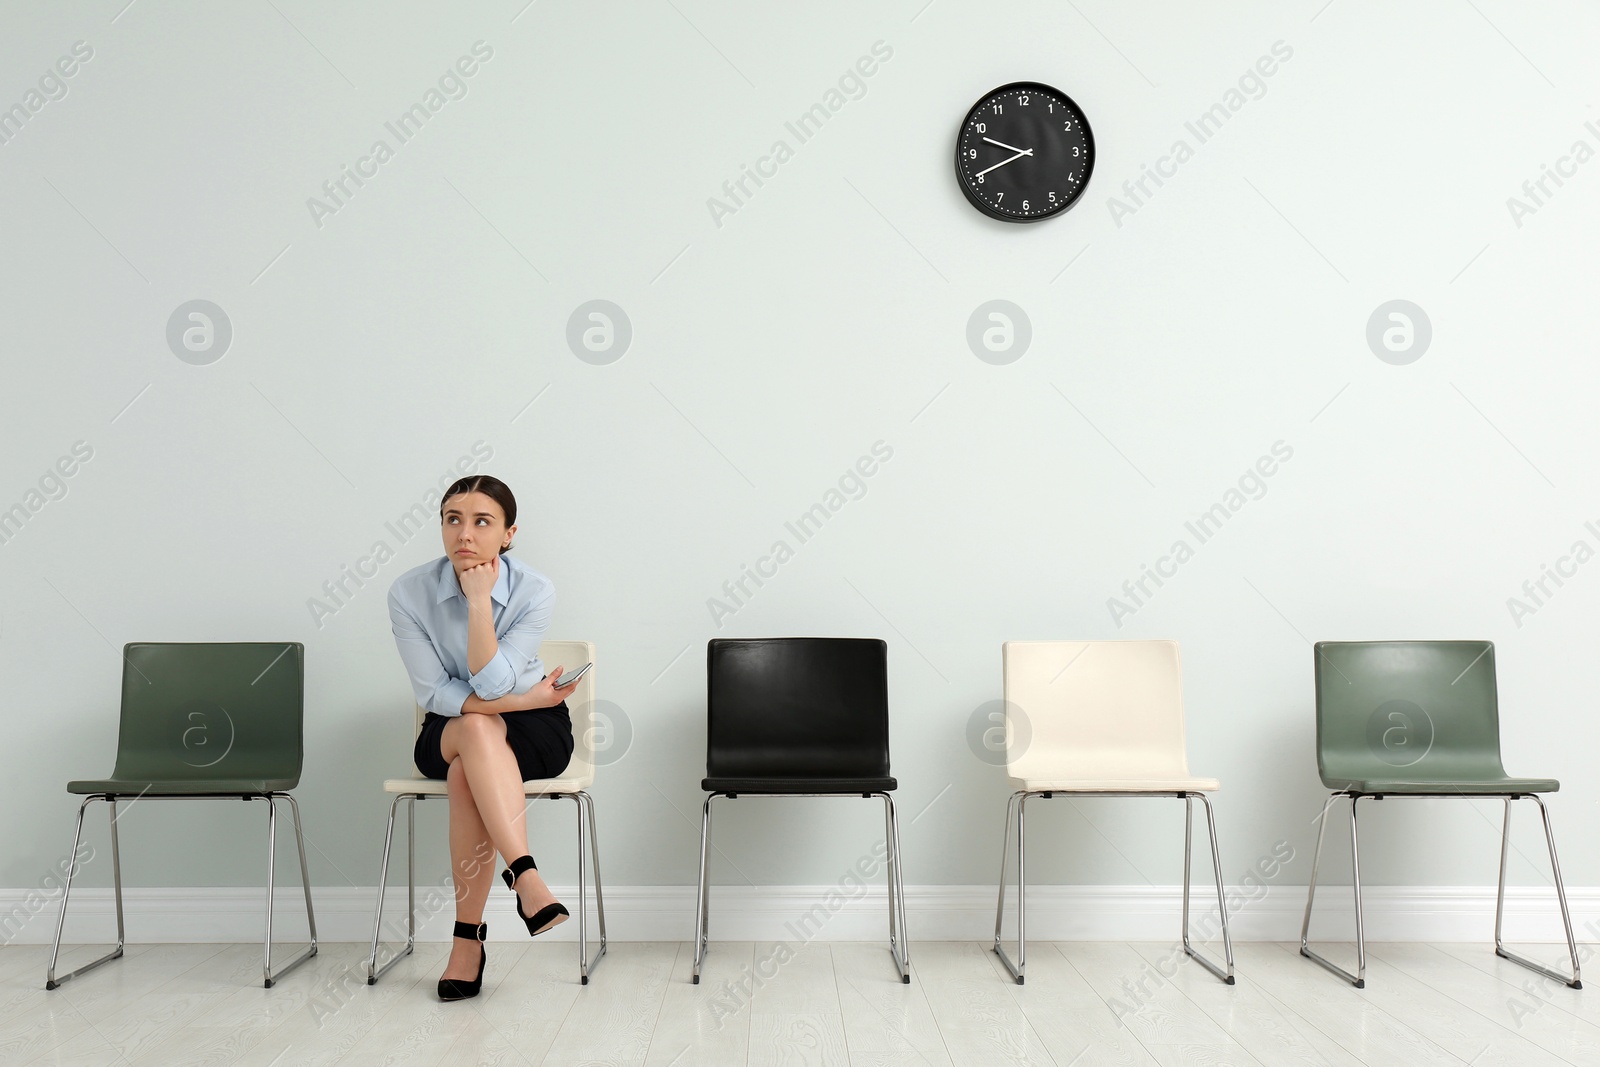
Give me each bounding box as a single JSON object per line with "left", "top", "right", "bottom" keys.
{"left": 514, "top": 665, "right": 580, "bottom": 710}
{"left": 458, "top": 555, "right": 499, "bottom": 604}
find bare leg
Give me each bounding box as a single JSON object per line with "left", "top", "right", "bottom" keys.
{"left": 440, "top": 715, "right": 567, "bottom": 933}
{"left": 441, "top": 757, "right": 496, "bottom": 982}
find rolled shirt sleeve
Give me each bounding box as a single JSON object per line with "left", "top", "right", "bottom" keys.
{"left": 389, "top": 588, "right": 473, "bottom": 717}
{"left": 468, "top": 579, "right": 556, "bottom": 699}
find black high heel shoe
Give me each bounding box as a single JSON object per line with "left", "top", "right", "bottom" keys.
{"left": 437, "top": 920, "right": 487, "bottom": 1001}
{"left": 502, "top": 855, "right": 569, "bottom": 936}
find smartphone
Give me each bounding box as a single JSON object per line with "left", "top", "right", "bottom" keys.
{"left": 550, "top": 662, "right": 592, "bottom": 689}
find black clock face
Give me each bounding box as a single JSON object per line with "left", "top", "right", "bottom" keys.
{"left": 955, "top": 82, "right": 1095, "bottom": 223}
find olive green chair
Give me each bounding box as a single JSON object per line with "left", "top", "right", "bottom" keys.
{"left": 46, "top": 642, "right": 317, "bottom": 990}
{"left": 1302, "top": 640, "right": 1580, "bottom": 989}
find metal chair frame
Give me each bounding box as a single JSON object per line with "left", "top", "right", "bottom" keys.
{"left": 46, "top": 791, "right": 317, "bottom": 990}
{"left": 993, "top": 789, "right": 1234, "bottom": 985}
{"left": 692, "top": 791, "right": 909, "bottom": 985}
{"left": 1301, "top": 789, "right": 1581, "bottom": 989}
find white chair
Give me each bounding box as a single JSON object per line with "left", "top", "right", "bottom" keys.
{"left": 993, "top": 640, "right": 1234, "bottom": 984}
{"left": 367, "top": 639, "right": 606, "bottom": 985}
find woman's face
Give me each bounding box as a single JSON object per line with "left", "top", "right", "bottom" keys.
{"left": 441, "top": 491, "right": 515, "bottom": 571}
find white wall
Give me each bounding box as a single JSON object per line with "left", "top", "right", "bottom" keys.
{"left": 3, "top": 0, "right": 1597, "bottom": 927}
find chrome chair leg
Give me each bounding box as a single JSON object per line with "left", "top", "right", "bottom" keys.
{"left": 992, "top": 791, "right": 1015, "bottom": 959}
{"left": 691, "top": 793, "right": 714, "bottom": 984}
{"left": 992, "top": 791, "right": 1019, "bottom": 982}
{"left": 262, "top": 792, "right": 317, "bottom": 989}
{"left": 880, "top": 792, "right": 909, "bottom": 983}
{"left": 894, "top": 794, "right": 912, "bottom": 977}
{"left": 1300, "top": 791, "right": 1365, "bottom": 987}
{"left": 109, "top": 797, "right": 125, "bottom": 954}
{"left": 1495, "top": 796, "right": 1511, "bottom": 952}
{"left": 585, "top": 793, "right": 609, "bottom": 947}
{"left": 1181, "top": 793, "right": 1234, "bottom": 984}
{"left": 1202, "top": 794, "right": 1236, "bottom": 980}
{"left": 571, "top": 793, "right": 606, "bottom": 985}
{"left": 367, "top": 793, "right": 416, "bottom": 985}
{"left": 263, "top": 793, "right": 277, "bottom": 987}
{"left": 883, "top": 794, "right": 898, "bottom": 960}
{"left": 572, "top": 794, "right": 586, "bottom": 985}
{"left": 993, "top": 790, "right": 1028, "bottom": 984}
{"left": 891, "top": 797, "right": 910, "bottom": 975}
{"left": 1017, "top": 794, "right": 1028, "bottom": 975}
{"left": 1182, "top": 795, "right": 1192, "bottom": 945}
{"left": 577, "top": 791, "right": 608, "bottom": 983}
{"left": 1350, "top": 796, "right": 1366, "bottom": 984}
{"left": 46, "top": 796, "right": 123, "bottom": 990}
{"left": 1495, "top": 795, "right": 1582, "bottom": 988}
{"left": 408, "top": 795, "right": 415, "bottom": 944}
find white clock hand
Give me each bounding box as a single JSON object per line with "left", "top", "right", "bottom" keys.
{"left": 974, "top": 150, "right": 1029, "bottom": 179}
{"left": 982, "top": 136, "right": 1032, "bottom": 155}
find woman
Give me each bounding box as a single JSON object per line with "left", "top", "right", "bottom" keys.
{"left": 387, "top": 474, "right": 581, "bottom": 1001}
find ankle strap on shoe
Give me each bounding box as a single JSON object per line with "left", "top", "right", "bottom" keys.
{"left": 453, "top": 920, "right": 487, "bottom": 941}
{"left": 506, "top": 854, "right": 538, "bottom": 881}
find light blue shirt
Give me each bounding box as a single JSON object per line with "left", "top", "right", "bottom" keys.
{"left": 388, "top": 554, "right": 556, "bottom": 717}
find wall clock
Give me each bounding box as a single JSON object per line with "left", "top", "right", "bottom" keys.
{"left": 955, "top": 82, "right": 1095, "bottom": 223}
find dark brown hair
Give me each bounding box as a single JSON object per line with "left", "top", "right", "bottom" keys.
{"left": 440, "top": 475, "right": 517, "bottom": 554}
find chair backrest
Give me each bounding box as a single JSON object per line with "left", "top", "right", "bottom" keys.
{"left": 412, "top": 639, "right": 596, "bottom": 786}
{"left": 706, "top": 637, "right": 890, "bottom": 781}
{"left": 1313, "top": 640, "right": 1508, "bottom": 786}
{"left": 110, "top": 642, "right": 305, "bottom": 786}
{"left": 1002, "top": 640, "right": 1192, "bottom": 781}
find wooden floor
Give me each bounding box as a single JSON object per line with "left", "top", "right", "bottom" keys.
{"left": 0, "top": 939, "right": 1592, "bottom": 1065}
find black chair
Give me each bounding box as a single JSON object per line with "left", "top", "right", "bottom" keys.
{"left": 693, "top": 638, "right": 909, "bottom": 984}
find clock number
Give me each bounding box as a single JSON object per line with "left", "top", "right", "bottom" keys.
{"left": 976, "top": 174, "right": 984, "bottom": 184}
{"left": 1072, "top": 146, "right": 1080, "bottom": 157}
{"left": 995, "top": 192, "right": 1003, "bottom": 202}
{"left": 976, "top": 122, "right": 986, "bottom": 133}
{"left": 1063, "top": 120, "right": 1073, "bottom": 130}
{"left": 968, "top": 148, "right": 977, "bottom": 159}
{"left": 1048, "top": 102, "right": 1054, "bottom": 113}
{"left": 1049, "top": 191, "right": 1057, "bottom": 203}
{"left": 1019, "top": 94, "right": 1029, "bottom": 105}
{"left": 992, "top": 102, "right": 1002, "bottom": 114}
{"left": 1021, "top": 200, "right": 1029, "bottom": 211}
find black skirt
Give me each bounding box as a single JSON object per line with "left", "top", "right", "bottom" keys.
{"left": 414, "top": 700, "right": 575, "bottom": 782}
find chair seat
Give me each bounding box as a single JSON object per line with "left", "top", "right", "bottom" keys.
{"left": 383, "top": 774, "right": 592, "bottom": 796}
{"left": 701, "top": 776, "right": 897, "bottom": 794}
{"left": 68, "top": 776, "right": 300, "bottom": 795}
{"left": 1321, "top": 774, "right": 1558, "bottom": 795}
{"left": 1009, "top": 775, "right": 1220, "bottom": 793}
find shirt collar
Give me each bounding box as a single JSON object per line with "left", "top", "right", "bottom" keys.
{"left": 436, "top": 555, "right": 512, "bottom": 607}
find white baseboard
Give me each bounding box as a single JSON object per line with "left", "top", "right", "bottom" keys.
{"left": 4, "top": 884, "right": 1597, "bottom": 947}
